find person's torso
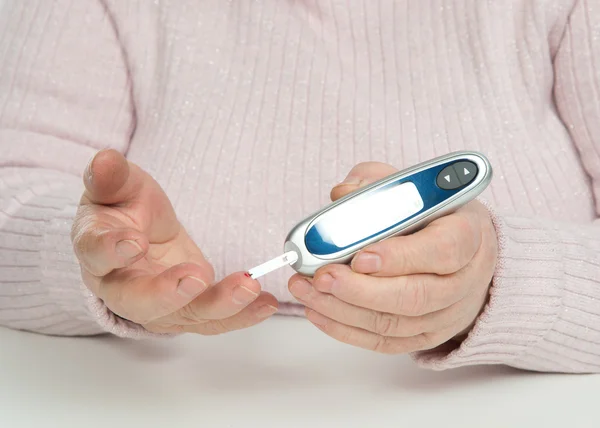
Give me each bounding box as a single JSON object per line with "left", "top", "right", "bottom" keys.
{"left": 106, "top": 0, "right": 595, "bottom": 301}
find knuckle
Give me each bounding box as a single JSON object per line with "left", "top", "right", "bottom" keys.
{"left": 153, "top": 299, "right": 178, "bottom": 322}
{"left": 388, "top": 243, "right": 408, "bottom": 271}
{"left": 177, "top": 303, "right": 201, "bottom": 324}
{"left": 392, "top": 284, "right": 406, "bottom": 314}
{"left": 373, "top": 312, "right": 399, "bottom": 337}
{"left": 199, "top": 320, "right": 229, "bottom": 336}
{"left": 455, "top": 214, "right": 475, "bottom": 237}
{"left": 346, "top": 162, "right": 369, "bottom": 178}
{"left": 435, "top": 232, "right": 463, "bottom": 273}
{"left": 373, "top": 336, "right": 401, "bottom": 354}
{"left": 73, "top": 222, "right": 105, "bottom": 258}
{"left": 73, "top": 235, "right": 90, "bottom": 259}
{"left": 336, "top": 325, "right": 356, "bottom": 345}
{"left": 314, "top": 292, "right": 334, "bottom": 309}
{"left": 71, "top": 225, "right": 88, "bottom": 256}
{"left": 403, "top": 278, "right": 428, "bottom": 316}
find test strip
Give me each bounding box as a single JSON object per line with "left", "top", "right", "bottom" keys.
{"left": 247, "top": 250, "right": 299, "bottom": 279}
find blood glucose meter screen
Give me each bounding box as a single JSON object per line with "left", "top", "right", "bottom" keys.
{"left": 314, "top": 181, "right": 424, "bottom": 248}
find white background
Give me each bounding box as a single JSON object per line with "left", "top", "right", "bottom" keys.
{"left": 1, "top": 317, "right": 598, "bottom": 428}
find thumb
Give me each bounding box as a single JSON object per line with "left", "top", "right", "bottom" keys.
{"left": 330, "top": 162, "right": 398, "bottom": 201}
{"left": 83, "top": 148, "right": 143, "bottom": 205}
{"left": 82, "top": 149, "right": 180, "bottom": 241}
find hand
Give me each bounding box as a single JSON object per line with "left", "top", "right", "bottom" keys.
{"left": 71, "top": 149, "right": 278, "bottom": 334}
{"left": 288, "top": 162, "right": 497, "bottom": 354}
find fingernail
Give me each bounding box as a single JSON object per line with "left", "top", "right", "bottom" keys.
{"left": 177, "top": 276, "right": 208, "bottom": 299}
{"left": 315, "top": 273, "right": 335, "bottom": 293}
{"left": 336, "top": 176, "right": 362, "bottom": 187}
{"left": 232, "top": 285, "right": 259, "bottom": 305}
{"left": 115, "top": 240, "right": 143, "bottom": 260}
{"left": 290, "top": 279, "right": 313, "bottom": 299}
{"left": 306, "top": 309, "right": 328, "bottom": 327}
{"left": 352, "top": 252, "right": 382, "bottom": 273}
{"left": 84, "top": 153, "right": 97, "bottom": 186}
{"left": 257, "top": 304, "right": 278, "bottom": 318}
{"left": 84, "top": 149, "right": 105, "bottom": 186}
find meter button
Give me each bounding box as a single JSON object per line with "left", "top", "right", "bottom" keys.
{"left": 453, "top": 161, "right": 478, "bottom": 186}
{"left": 436, "top": 165, "right": 462, "bottom": 190}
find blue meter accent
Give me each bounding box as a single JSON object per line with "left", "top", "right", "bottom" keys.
{"left": 304, "top": 161, "right": 467, "bottom": 256}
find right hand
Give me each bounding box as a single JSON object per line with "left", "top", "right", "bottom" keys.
{"left": 71, "top": 149, "right": 278, "bottom": 334}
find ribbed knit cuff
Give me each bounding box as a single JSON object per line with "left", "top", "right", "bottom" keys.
{"left": 412, "top": 199, "right": 600, "bottom": 373}
{"left": 0, "top": 169, "right": 162, "bottom": 338}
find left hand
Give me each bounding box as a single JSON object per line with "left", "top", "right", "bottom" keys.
{"left": 288, "top": 162, "right": 498, "bottom": 354}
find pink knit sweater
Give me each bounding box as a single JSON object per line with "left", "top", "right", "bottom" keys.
{"left": 1, "top": 0, "right": 599, "bottom": 373}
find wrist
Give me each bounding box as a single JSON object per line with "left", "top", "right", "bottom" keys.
{"left": 453, "top": 282, "right": 492, "bottom": 342}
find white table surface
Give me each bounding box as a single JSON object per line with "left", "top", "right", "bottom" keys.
{"left": 1, "top": 316, "right": 598, "bottom": 428}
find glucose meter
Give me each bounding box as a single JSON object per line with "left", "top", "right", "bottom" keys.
{"left": 248, "top": 151, "right": 492, "bottom": 278}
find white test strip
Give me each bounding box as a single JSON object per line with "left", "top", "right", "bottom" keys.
{"left": 248, "top": 250, "right": 299, "bottom": 279}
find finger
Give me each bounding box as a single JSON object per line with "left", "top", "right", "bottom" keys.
{"left": 83, "top": 149, "right": 142, "bottom": 205}
{"left": 71, "top": 219, "right": 149, "bottom": 276}
{"left": 163, "top": 272, "right": 263, "bottom": 325}
{"left": 289, "top": 276, "right": 462, "bottom": 337}
{"left": 82, "top": 149, "right": 179, "bottom": 241}
{"left": 181, "top": 292, "right": 279, "bottom": 335}
{"left": 312, "top": 264, "right": 468, "bottom": 316}
{"left": 98, "top": 262, "right": 214, "bottom": 324}
{"left": 330, "top": 162, "right": 398, "bottom": 201}
{"left": 305, "top": 308, "right": 458, "bottom": 354}
{"left": 351, "top": 204, "right": 482, "bottom": 276}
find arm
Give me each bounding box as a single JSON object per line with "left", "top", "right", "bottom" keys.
{"left": 287, "top": 0, "right": 600, "bottom": 373}
{"left": 0, "top": 0, "right": 134, "bottom": 335}
{"left": 0, "top": 0, "right": 280, "bottom": 338}
{"left": 414, "top": 0, "right": 600, "bottom": 372}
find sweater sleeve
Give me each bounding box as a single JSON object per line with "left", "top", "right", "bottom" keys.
{"left": 413, "top": 0, "right": 600, "bottom": 373}
{"left": 0, "top": 0, "right": 146, "bottom": 337}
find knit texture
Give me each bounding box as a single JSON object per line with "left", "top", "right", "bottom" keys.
{"left": 1, "top": 0, "right": 599, "bottom": 372}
